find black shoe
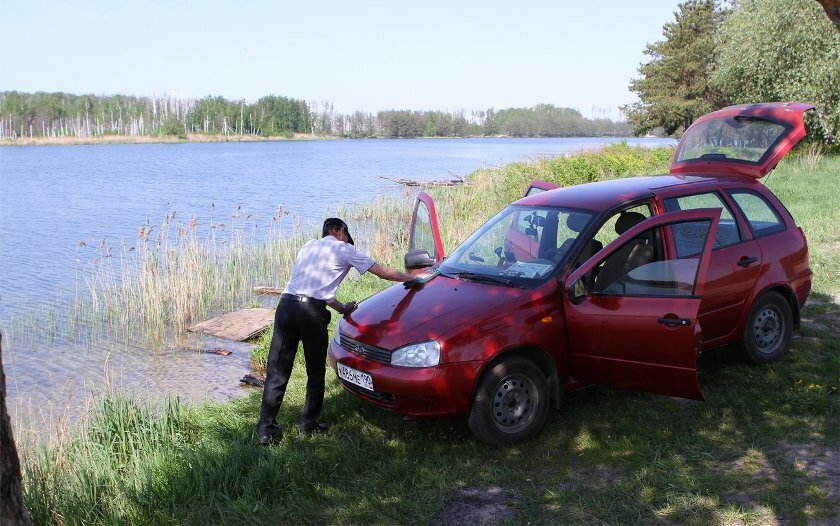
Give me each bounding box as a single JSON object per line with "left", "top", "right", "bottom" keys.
{"left": 258, "top": 433, "right": 280, "bottom": 446}
{"left": 301, "top": 422, "right": 329, "bottom": 436}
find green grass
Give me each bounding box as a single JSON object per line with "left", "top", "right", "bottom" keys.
{"left": 21, "top": 145, "right": 840, "bottom": 525}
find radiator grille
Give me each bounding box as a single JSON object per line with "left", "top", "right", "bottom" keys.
{"left": 339, "top": 334, "right": 391, "bottom": 364}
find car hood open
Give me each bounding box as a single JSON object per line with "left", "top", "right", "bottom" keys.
{"left": 670, "top": 102, "right": 814, "bottom": 179}
{"left": 338, "top": 274, "right": 524, "bottom": 351}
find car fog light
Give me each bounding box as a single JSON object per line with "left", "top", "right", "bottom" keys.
{"left": 391, "top": 340, "right": 440, "bottom": 367}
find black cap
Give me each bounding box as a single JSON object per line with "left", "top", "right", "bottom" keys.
{"left": 322, "top": 217, "right": 354, "bottom": 245}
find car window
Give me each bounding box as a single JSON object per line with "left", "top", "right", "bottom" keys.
{"left": 441, "top": 206, "right": 593, "bottom": 282}
{"left": 591, "top": 204, "right": 652, "bottom": 248}
{"left": 511, "top": 209, "right": 548, "bottom": 242}
{"left": 568, "top": 203, "right": 651, "bottom": 269}
{"left": 525, "top": 186, "right": 547, "bottom": 197}
{"left": 592, "top": 218, "right": 712, "bottom": 297}
{"left": 664, "top": 192, "right": 741, "bottom": 256}
{"left": 728, "top": 191, "right": 785, "bottom": 237}
{"left": 675, "top": 117, "right": 787, "bottom": 164}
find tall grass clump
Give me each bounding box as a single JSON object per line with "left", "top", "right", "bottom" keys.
{"left": 73, "top": 209, "right": 302, "bottom": 341}
{"left": 23, "top": 393, "right": 189, "bottom": 525}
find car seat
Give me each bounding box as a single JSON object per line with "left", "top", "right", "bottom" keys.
{"left": 593, "top": 211, "right": 653, "bottom": 293}
{"left": 567, "top": 214, "right": 603, "bottom": 267}
{"left": 548, "top": 213, "right": 601, "bottom": 264}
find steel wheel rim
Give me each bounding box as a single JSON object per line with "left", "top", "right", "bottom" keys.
{"left": 753, "top": 305, "right": 783, "bottom": 353}
{"left": 490, "top": 374, "right": 538, "bottom": 433}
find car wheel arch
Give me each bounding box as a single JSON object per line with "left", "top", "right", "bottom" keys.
{"left": 470, "top": 346, "right": 562, "bottom": 411}
{"left": 749, "top": 283, "right": 801, "bottom": 331}
{"left": 739, "top": 287, "right": 795, "bottom": 364}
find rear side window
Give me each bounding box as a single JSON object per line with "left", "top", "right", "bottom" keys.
{"left": 729, "top": 191, "right": 785, "bottom": 237}
{"left": 664, "top": 192, "right": 741, "bottom": 257}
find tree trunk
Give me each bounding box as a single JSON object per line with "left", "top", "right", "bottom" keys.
{"left": 817, "top": 0, "right": 840, "bottom": 29}
{"left": 0, "top": 332, "right": 32, "bottom": 526}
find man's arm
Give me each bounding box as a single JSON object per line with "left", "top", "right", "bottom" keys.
{"left": 326, "top": 297, "right": 357, "bottom": 314}
{"left": 368, "top": 263, "right": 415, "bottom": 282}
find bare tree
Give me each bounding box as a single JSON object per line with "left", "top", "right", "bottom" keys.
{"left": 1, "top": 332, "right": 32, "bottom": 526}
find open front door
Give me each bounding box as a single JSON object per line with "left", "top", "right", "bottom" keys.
{"left": 563, "top": 208, "right": 721, "bottom": 400}
{"left": 524, "top": 180, "right": 560, "bottom": 197}
{"left": 405, "top": 191, "right": 445, "bottom": 271}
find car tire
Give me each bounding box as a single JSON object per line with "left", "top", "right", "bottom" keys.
{"left": 740, "top": 291, "right": 792, "bottom": 364}
{"left": 467, "top": 356, "right": 549, "bottom": 446}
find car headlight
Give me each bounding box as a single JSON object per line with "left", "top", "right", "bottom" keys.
{"left": 391, "top": 340, "right": 440, "bottom": 367}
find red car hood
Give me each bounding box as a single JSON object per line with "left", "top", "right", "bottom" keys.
{"left": 339, "top": 274, "right": 525, "bottom": 350}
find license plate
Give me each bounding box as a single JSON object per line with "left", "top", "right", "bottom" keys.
{"left": 337, "top": 362, "right": 374, "bottom": 391}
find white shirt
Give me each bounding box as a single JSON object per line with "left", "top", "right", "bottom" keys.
{"left": 283, "top": 235, "right": 375, "bottom": 301}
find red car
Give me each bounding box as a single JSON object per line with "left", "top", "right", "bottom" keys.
{"left": 329, "top": 102, "right": 814, "bottom": 445}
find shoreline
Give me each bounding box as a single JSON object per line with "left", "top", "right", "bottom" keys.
{"left": 0, "top": 132, "right": 335, "bottom": 147}
{"left": 0, "top": 133, "right": 645, "bottom": 147}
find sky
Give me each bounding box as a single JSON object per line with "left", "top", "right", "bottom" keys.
{"left": 0, "top": 0, "right": 685, "bottom": 120}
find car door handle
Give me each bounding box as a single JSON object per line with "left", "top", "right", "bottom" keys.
{"left": 737, "top": 256, "right": 758, "bottom": 268}
{"left": 657, "top": 316, "right": 691, "bottom": 326}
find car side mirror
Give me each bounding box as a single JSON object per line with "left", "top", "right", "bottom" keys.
{"left": 405, "top": 248, "right": 435, "bottom": 271}
{"left": 567, "top": 276, "right": 587, "bottom": 304}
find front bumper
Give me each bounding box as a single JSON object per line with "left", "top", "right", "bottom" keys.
{"left": 328, "top": 337, "right": 482, "bottom": 417}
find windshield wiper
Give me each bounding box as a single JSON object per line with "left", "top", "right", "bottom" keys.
{"left": 447, "top": 271, "right": 516, "bottom": 287}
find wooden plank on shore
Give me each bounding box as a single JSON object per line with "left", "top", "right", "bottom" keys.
{"left": 189, "top": 308, "right": 274, "bottom": 341}
{"left": 379, "top": 175, "right": 468, "bottom": 187}
{"left": 175, "top": 346, "right": 233, "bottom": 356}
{"left": 253, "top": 286, "right": 284, "bottom": 295}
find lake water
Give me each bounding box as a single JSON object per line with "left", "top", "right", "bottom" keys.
{"left": 0, "top": 137, "right": 675, "bottom": 436}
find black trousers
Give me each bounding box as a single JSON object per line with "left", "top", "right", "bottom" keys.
{"left": 257, "top": 297, "right": 331, "bottom": 436}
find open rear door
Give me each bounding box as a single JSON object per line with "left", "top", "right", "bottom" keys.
{"left": 405, "top": 191, "right": 445, "bottom": 271}
{"left": 670, "top": 102, "right": 814, "bottom": 179}
{"left": 563, "top": 208, "right": 721, "bottom": 400}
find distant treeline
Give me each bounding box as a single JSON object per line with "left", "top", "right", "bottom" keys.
{"left": 0, "top": 91, "right": 631, "bottom": 140}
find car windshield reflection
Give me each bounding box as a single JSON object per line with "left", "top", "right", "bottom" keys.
{"left": 439, "top": 205, "right": 594, "bottom": 284}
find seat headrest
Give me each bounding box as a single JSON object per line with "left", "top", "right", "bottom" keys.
{"left": 615, "top": 211, "right": 646, "bottom": 235}
{"left": 566, "top": 213, "right": 589, "bottom": 233}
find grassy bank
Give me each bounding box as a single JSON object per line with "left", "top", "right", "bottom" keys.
{"left": 21, "top": 145, "right": 839, "bottom": 525}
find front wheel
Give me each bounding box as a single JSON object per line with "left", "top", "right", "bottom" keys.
{"left": 740, "top": 291, "right": 792, "bottom": 364}
{"left": 467, "top": 357, "right": 549, "bottom": 446}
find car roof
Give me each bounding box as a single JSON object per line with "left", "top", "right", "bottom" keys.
{"left": 515, "top": 174, "right": 754, "bottom": 211}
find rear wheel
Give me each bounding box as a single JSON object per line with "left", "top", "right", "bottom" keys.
{"left": 740, "top": 291, "right": 792, "bottom": 364}
{"left": 467, "top": 357, "right": 549, "bottom": 446}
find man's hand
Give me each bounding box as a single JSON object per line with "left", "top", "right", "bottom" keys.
{"left": 404, "top": 268, "right": 440, "bottom": 288}
{"left": 326, "top": 298, "right": 357, "bottom": 314}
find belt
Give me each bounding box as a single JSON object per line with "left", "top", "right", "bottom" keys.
{"left": 281, "top": 293, "right": 326, "bottom": 306}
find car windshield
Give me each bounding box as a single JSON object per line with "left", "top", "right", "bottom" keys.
{"left": 439, "top": 205, "right": 594, "bottom": 284}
